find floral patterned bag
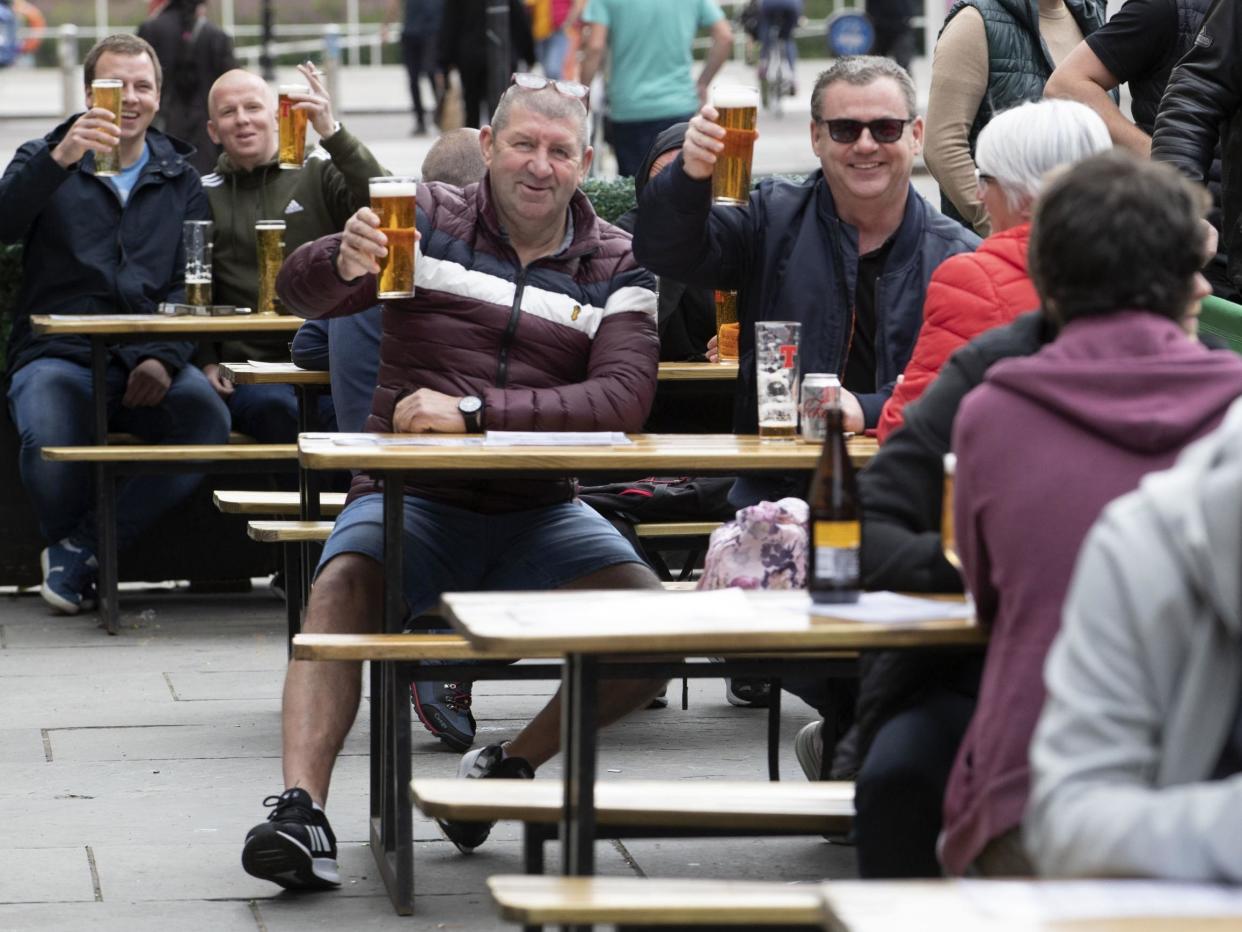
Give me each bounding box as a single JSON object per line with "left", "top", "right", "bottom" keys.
{"left": 697, "top": 497, "right": 808, "bottom": 590}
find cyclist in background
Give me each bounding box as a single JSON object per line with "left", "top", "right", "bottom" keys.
{"left": 760, "top": 0, "right": 802, "bottom": 95}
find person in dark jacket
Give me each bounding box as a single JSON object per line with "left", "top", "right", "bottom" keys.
{"left": 1152, "top": 0, "right": 1242, "bottom": 297}
{"left": 438, "top": 0, "right": 535, "bottom": 129}
{"left": 241, "top": 82, "right": 664, "bottom": 891}
{"left": 138, "top": 0, "right": 236, "bottom": 176}
{"left": 0, "top": 34, "right": 230, "bottom": 615}
{"left": 634, "top": 56, "right": 978, "bottom": 503}
{"left": 1043, "top": 0, "right": 1232, "bottom": 299}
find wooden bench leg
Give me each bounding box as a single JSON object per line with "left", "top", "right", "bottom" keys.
{"left": 96, "top": 462, "right": 119, "bottom": 636}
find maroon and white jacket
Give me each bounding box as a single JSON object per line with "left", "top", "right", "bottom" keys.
{"left": 277, "top": 177, "right": 659, "bottom": 512}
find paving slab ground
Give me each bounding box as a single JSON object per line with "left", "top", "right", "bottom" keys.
{"left": 0, "top": 586, "right": 857, "bottom": 931}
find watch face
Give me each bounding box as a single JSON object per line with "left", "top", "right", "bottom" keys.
{"left": 460, "top": 395, "right": 482, "bottom": 414}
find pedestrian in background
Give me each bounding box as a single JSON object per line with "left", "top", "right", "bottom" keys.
{"left": 138, "top": 0, "right": 235, "bottom": 175}
{"left": 385, "top": 0, "right": 443, "bottom": 136}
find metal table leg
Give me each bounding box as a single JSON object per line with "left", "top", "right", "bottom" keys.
{"left": 561, "top": 651, "right": 599, "bottom": 877}
{"left": 90, "top": 337, "right": 119, "bottom": 635}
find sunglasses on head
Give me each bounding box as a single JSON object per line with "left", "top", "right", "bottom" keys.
{"left": 817, "top": 117, "right": 913, "bottom": 144}
{"left": 509, "top": 72, "right": 590, "bottom": 111}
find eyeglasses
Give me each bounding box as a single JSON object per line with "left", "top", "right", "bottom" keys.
{"left": 816, "top": 117, "right": 913, "bottom": 144}
{"left": 974, "top": 168, "right": 996, "bottom": 195}
{"left": 509, "top": 72, "right": 590, "bottom": 111}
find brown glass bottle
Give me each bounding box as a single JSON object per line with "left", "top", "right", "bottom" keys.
{"left": 807, "top": 405, "right": 861, "bottom": 604}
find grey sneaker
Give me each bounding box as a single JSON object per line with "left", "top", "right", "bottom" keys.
{"left": 436, "top": 744, "right": 534, "bottom": 854}
{"left": 795, "top": 720, "right": 824, "bottom": 781}
{"left": 411, "top": 671, "right": 476, "bottom": 753}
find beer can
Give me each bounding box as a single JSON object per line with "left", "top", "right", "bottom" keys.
{"left": 801, "top": 373, "right": 841, "bottom": 441}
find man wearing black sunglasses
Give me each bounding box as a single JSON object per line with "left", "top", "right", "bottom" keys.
{"left": 634, "top": 55, "right": 978, "bottom": 481}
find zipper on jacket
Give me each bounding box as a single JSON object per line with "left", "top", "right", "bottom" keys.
{"left": 495, "top": 266, "right": 527, "bottom": 388}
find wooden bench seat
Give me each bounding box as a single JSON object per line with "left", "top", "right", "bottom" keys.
{"left": 108, "top": 430, "right": 258, "bottom": 445}
{"left": 487, "top": 875, "right": 828, "bottom": 928}
{"left": 42, "top": 443, "right": 297, "bottom": 463}
{"left": 413, "top": 778, "right": 854, "bottom": 834}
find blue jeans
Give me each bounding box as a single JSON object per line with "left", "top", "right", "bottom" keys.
{"left": 226, "top": 382, "right": 337, "bottom": 443}
{"left": 611, "top": 114, "right": 693, "bottom": 178}
{"left": 7, "top": 356, "right": 230, "bottom": 551}
{"left": 536, "top": 29, "right": 571, "bottom": 80}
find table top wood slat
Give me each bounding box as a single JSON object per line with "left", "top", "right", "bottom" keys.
{"left": 220, "top": 360, "right": 739, "bottom": 385}
{"left": 412, "top": 778, "right": 855, "bottom": 830}
{"left": 442, "top": 590, "right": 982, "bottom": 655}
{"left": 30, "top": 314, "right": 304, "bottom": 335}
{"left": 247, "top": 520, "right": 334, "bottom": 543}
{"left": 214, "top": 490, "right": 349, "bottom": 515}
{"left": 487, "top": 875, "right": 829, "bottom": 926}
{"left": 298, "top": 433, "right": 878, "bottom": 472}
{"left": 42, "top": 443, "right": 297, "bottom": 462}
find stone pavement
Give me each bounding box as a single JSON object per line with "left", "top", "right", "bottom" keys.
{"left": 0, "top": 585, "right": 856, "bottom": 930}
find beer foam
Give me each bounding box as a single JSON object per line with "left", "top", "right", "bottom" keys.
{"left": 711, "top": 85, "right": 760, "bottom": 108}
{"left": 278, "top": 84, "right": 310, "bottom": 94}
{"left": 369, "top": 182, "right": 418, "bottom": 198}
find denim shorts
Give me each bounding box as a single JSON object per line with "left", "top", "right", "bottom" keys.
{"left": 316, "top": 493, "right": 644, "bottom": 617}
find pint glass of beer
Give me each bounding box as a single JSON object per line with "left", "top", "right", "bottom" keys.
{"left": 91, "top": 78, "right": 123, "bottom": 177}
{"left": 278, "top": 84, "right": 310, "bottom": 169}
{"left": 714, "top": 289, "right": 739, "bottom": 362}
{"left": 183, "top": 220, "right": 213, "bottom": 307}
{"left": 941, "top": 453, "right": 962, "bottom": 573}
{"left": 755, "top": 320, "right": 801, "bottom": 441}
{"left": 369, "top": 176, "right": 418, "bottom": 299}
{"left": 710, "top": 85, "right": 759, "bottom": 207}
{"left": 255, "top": 220, "right": 286, "bottom": 315}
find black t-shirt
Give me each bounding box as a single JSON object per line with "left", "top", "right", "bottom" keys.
{"left": 1084, "top": 0, "right": 1176, "bottom": 89}
{"left": 843, "top": 237, "right": 894, "bottom": 396}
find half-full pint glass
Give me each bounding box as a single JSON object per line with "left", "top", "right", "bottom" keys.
{"left": 255, "top": 220, "right": 286, "bottom": 315}
{"left": 278, "top": 84, "right": 309, "bottom": 169}
{"left": 715, "top": 290, "right": 739, "bottom": 362}
{"left": 755, "top": 320, "right": 800, "bottom": 441}
{"left": 711, "top": 85, "right": 759, "bottom": 206}
{"left": 183, "top": 220, "right": 213, "bottom": 306}
{"left": 370, "top": 176, "right": 417, "bottom": 299}
{"left": 92, "top": 79, "right": 123, "bottom": 176}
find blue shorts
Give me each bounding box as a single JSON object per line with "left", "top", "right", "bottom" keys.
{"left": 316, "top": 493, "right": 645, "bottom": 617}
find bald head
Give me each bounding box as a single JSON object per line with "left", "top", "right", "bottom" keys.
{"left": 206, "top": 69, "right": 279, "bottom": 170}
{"left": 421, "top": 128, "right": 487, "bottom": 187}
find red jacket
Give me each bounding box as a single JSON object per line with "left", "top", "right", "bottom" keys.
{"left": 876, "top": 223, "right": 1037, "bottom": 443}
{"left": 277, "top": 178, "right": 659, "bottom": 512}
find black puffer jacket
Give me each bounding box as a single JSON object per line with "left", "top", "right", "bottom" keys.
{"left": 1152, "top": 0, "right": 1242, "bottom": 293}
{"left": 835, "top": 311, "right": 1054, "bottom": 776}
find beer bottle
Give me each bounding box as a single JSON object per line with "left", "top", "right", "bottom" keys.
{"left": 807, "top": 404, "right": 861, "bottom": 604}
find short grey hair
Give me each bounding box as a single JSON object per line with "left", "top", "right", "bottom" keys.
{"left": 489, "top": 85, "right": 590, "bottom": 154}
{"left": 975, "top": 99, "right": 1112, "bottom": 213}
{"left": 810, "top": 56, "right": 917, "bottom": 121}
{"left": 421, "top": 128, "right": 487, "bottom": 186}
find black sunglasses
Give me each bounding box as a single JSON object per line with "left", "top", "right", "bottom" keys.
{"left": 817, "top": 117, "right": 913, "bottom": 144}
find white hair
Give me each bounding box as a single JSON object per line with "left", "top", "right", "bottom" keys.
{"left": 974, "top": 98, "right": 1112, "bottom": 213}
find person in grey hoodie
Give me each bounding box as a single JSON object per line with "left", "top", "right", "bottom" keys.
{"left": 1025, "top": 395, "right": 1242, "bottom": 882}
{"left": 943, "top": 150, "right": 1242, "bottom": 876}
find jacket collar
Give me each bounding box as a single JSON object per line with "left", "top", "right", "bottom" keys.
{"left": 45, "top": 116, "right": 194, "bottom": 179}
{"left": 813, "top": 170, "right": 929, "bottom": 269}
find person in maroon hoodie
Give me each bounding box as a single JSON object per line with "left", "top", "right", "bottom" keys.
{"left": 943, "top": 150, "right": 1242, "bottom": 876}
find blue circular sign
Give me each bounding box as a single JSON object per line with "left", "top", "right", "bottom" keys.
{"left": 827, "top": 12, "right": 876, "bottom": 57}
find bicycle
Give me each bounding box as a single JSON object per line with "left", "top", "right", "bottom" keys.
{"left": 758, "top": 9, "right": 799, "bottom": 116}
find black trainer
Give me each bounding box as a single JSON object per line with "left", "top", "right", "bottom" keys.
{"left": 411, "top": 674, "right": 476, "bottom": 753}
{"left": 436, "top": 744, "right": 534, "bottom": 854}
{"left": 242, "top": 788, "right": 340, "bottom": 890}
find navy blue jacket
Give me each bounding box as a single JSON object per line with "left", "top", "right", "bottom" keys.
{"left": 634, "top": 159, "right": 980, "bottom": 430}
{"left": 0, "top": 116, "right": 207, "bottom": 377}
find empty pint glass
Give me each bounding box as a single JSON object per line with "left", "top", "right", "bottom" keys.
{"left": 715, "top": 290, "right": 739, "bottom": 362}
{"left": 183, "top": 220, "right": 213, "bottom": 306}
{"left": 278, "top": 84, "right": 310, "bottom": 169}
{"left": 370, "top": 176, "right": 417, "bottom": 299}
{"left": 755, "top": 320, "right": 800, "bottom": 441}
{"left": 711, "top": 85, "right": 759, "bottom": 206}
{"left": 255, "top": 220, "right": 286, "bottom": 315}
{"left": 92, "top": 78, "right": 123, "bottom": 177}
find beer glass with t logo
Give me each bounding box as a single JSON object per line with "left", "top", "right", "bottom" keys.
{"left": 755, "top": 320, "right": 800, "bottom": 441}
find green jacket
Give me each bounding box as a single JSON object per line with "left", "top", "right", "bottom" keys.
{"left": 200, "top": 125, "right": 386, "bottom": 362}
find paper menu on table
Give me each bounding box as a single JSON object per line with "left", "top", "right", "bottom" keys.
{"left": 761, "top": 590, "right": 974, "bottom": 624}
{"left": 958, "top": 880, "right": 1242, "bottom": 922}
{"left": 498, "top": 588, "right": 755, "bottom": 631}
{"left": 317, "top": 433, "right": 485, "bottom": 447}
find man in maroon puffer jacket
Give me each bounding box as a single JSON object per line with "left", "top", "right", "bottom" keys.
{"left": 242, "top": 79, "right": 664, "bottom": 890}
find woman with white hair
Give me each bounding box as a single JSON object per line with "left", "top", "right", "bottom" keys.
{"left": 876, "top": 98, "right": 1110, "bottom": 442}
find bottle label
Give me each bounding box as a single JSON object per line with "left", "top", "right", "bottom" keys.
{"left": 812, "top": 521, "right": 860, "bottom": 585}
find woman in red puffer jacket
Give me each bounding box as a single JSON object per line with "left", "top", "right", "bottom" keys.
{"left": 876, "top": 98, "right": 1111, "bottom": 443}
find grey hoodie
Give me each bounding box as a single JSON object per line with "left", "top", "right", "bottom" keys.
{"left": 1025, "top": 395, "right": 1242, "bottom": 880}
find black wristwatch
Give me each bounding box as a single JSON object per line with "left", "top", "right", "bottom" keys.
{"left": 458, "top": 395, "right": 483, "bottom": 432}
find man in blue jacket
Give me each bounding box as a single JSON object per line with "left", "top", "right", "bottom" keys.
{"left": 635, "top": 56, "right": 978, "bottom": 475}
{"left": 0, "top": 33, "right": 230, "bottom": 615}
